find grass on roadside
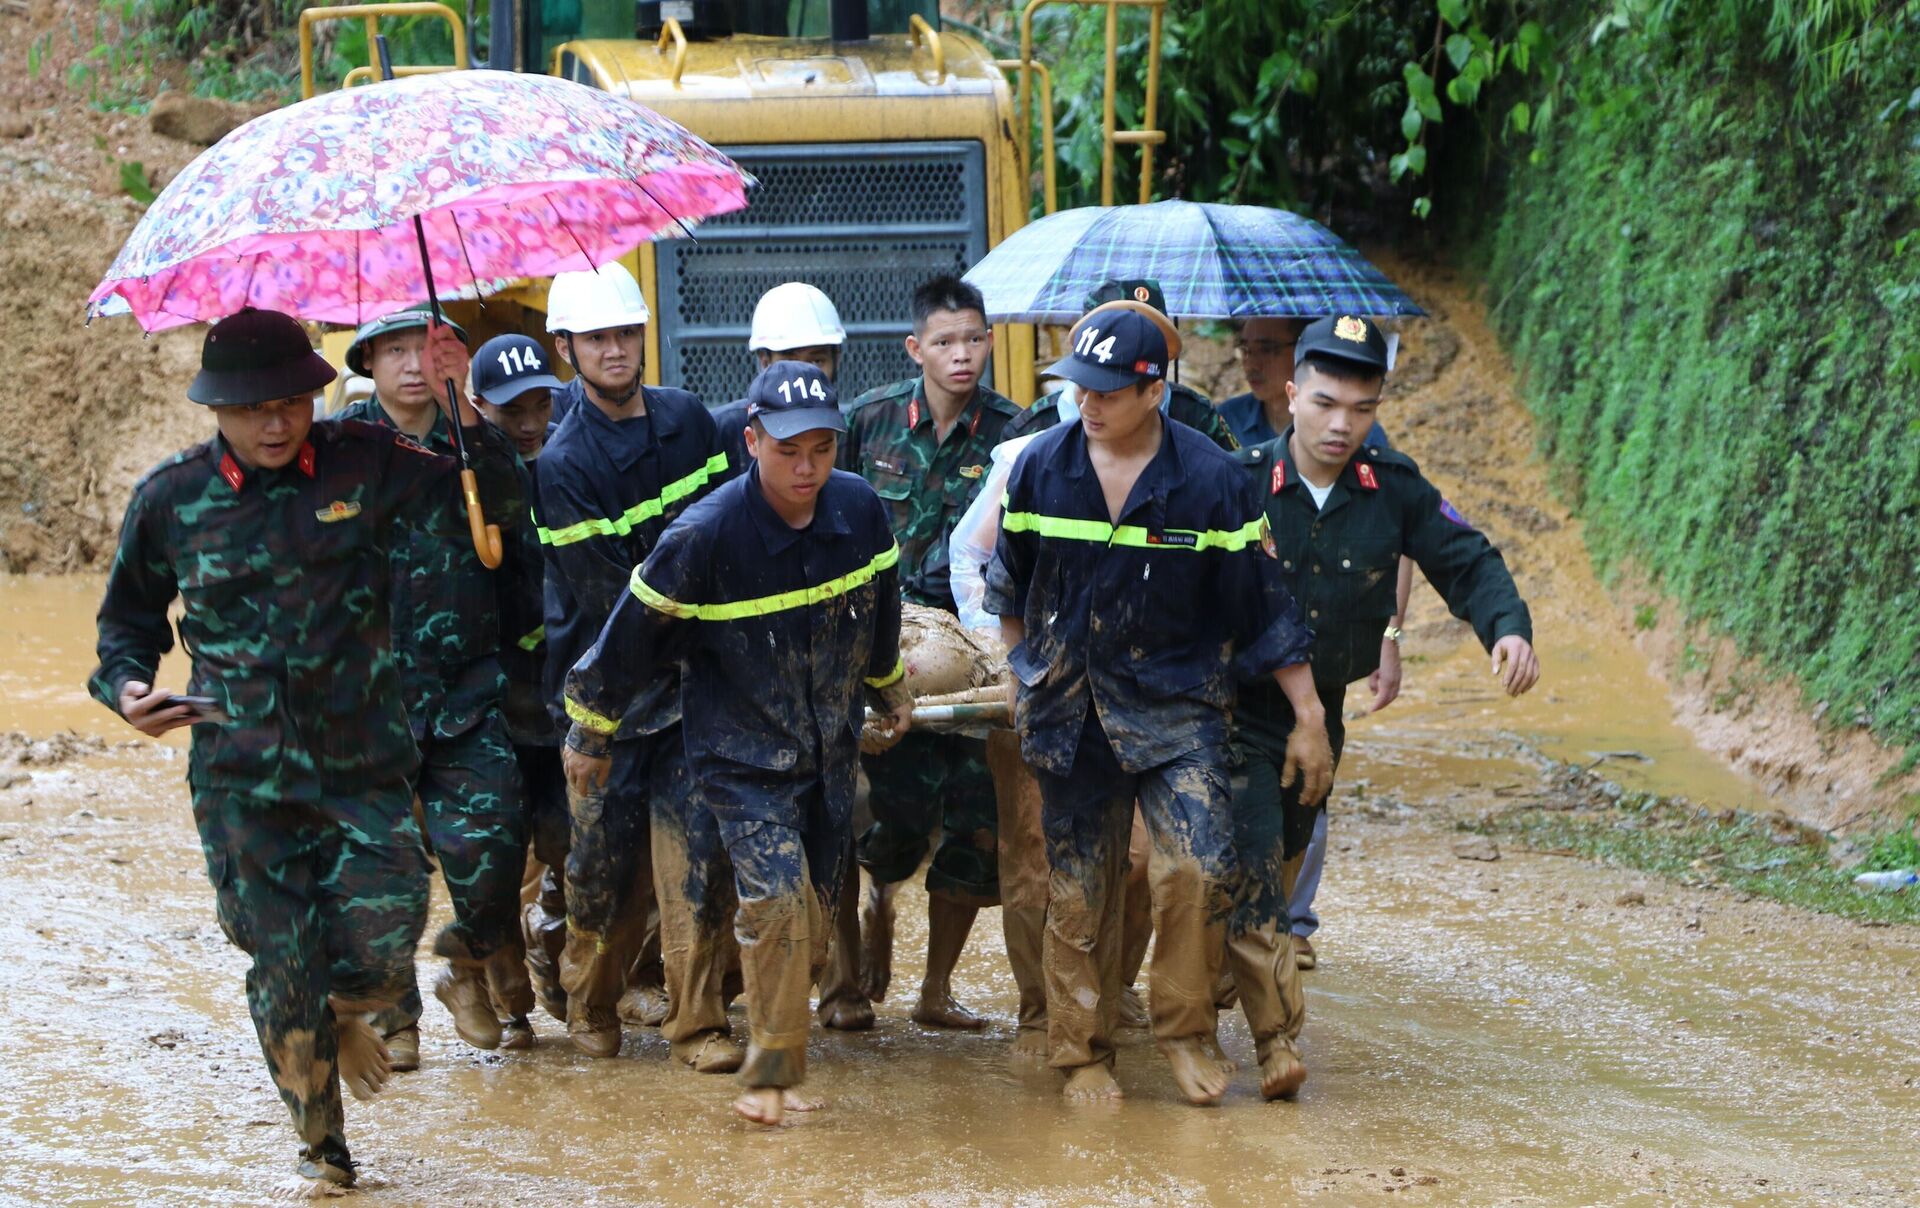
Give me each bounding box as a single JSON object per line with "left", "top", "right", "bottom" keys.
{"left": 1470, "top": 792, "right": 1920, "bottom": 926}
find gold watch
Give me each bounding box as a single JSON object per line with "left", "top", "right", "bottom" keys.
{"left": 1382, "top": 624, "right": 1404, "bottom": 645}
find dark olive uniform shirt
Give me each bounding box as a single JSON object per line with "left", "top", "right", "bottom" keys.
{"left": 90, "top": 420, "right": 456, "bottom": 799}
{"left": 839, "top": 375, "right": 1021, "bottom": 613}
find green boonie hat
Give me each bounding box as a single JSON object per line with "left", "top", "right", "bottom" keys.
{"left": 188, "top": 309, "right": 337, "bottom": 407}
{"left": 345, "top": 305, "right": 469, "bottom": 377}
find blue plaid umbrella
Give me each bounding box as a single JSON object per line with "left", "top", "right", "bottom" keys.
{"left": 963, "top": 200, "right": 1423, "bottom": 323}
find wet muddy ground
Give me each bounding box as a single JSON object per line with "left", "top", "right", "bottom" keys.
{"left": 7, "top": 570, "right": 1918, "bottom": 1205}
{"left": 7, "top": 264, "right": 1916, "bottom": 1205}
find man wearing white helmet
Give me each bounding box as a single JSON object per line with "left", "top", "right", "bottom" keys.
{"left": 708, "top": 282, "right": 848, "bottom": 475}
{"left": 534, "top": 262, "right": 738, "bottom": 1067}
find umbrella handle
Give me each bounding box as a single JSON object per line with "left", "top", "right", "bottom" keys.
{"left": 461, "top": 468, "right": 504, "bottom": 569}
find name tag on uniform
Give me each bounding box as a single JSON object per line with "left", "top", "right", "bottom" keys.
{"left": 1144, "top": 530, "right": 1198, "bottom": 548}
{"left": 316, "top": 500, "right": 362, "bottom": 523}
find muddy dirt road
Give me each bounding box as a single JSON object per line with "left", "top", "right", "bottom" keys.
{"left": 4, "top": 574, "right": 1918, "bottom": 1206}
{"left": 5, "top": 262, "right": 1916, "bottom": 1205}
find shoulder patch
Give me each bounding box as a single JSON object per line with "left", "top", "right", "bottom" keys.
{"left": 1439, "top": 498, "right": 1473, "bottom": 527}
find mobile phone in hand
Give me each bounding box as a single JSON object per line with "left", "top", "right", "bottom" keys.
{"left": 164, "top": 695, "right": 232, "bottom": 724}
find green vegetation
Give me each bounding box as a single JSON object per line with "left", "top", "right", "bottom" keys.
{"left": 1475, "top": 795, "right": 1920, "bottom": 925}
{"left": 1479, "top": 2, "right": 1920, "bottom": 757}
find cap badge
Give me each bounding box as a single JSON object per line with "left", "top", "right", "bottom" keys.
{"left": 1133, "top": 285, "right": 1151, "bottom": 302}
{"left": 316, "top": 500, "right": 362, "bottom": 523}
{"left": 1334, "top": 316, "right": 1369, "bottom": 343}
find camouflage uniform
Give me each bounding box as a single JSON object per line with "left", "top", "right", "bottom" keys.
{"left": 564, "top": 465, "right": 904, "bottom": 1089}
{"left": 838, "top": 376, "right": 1019, "bottom": 904}
{"left": 89, "top": 419, "right": 450, "bottom": 1174}
{"left": 336, "top": 398, "right": 534, "bottom": 1029}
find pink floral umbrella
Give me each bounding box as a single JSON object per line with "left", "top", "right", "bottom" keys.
{"left": 89, "top": 69, "right": 751, "bottom": 330}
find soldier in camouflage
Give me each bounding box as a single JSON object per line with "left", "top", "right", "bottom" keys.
{"left": 89, "top": 309, "right": 454, "bottom": 1195}
{"left": 836, "top": 275, "right": 1018, "bottom": 1030}
{"left": 338, "top": 306, "right": 536, "bottom": 1065}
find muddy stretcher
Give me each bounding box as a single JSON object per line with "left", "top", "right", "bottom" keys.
{"left": 862, "top": 603, "right": 1011, "bottom": 735}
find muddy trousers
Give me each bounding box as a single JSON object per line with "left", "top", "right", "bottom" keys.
{"left": 382, "top": 714, "right": 531, "bottom": 1034}
{"left": 648, "top": 728, "right": 741, "bottom": 1056}
{"left": 1227, "top": 690, "right": 1348, "bottom": 1050}
{"left": 718, "top": 785, "right": 848, "bottom": 1089}
{"left": 986, "top": 731, "right": 1048, "bottom": 1038}
{"left": 992, "top": 732, "right": 1157, "bottom": 1045}
{"left": 859, "top": 731, "right": 1000, "bottom": 904}
{"left": 1034, "top": 714, "right": 1237, "bottom": 1074}
{"left": 192, "top": 782, "right": 429, "bottom": 1170}
{"left": 561, "top": 733, "right": 660, "bottom": 1012}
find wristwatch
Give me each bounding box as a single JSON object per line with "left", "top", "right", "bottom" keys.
{"left": 1382, "top": 624, "right": 1404, "bottom": 645}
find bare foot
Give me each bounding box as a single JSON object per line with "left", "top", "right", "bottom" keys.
{"left": 1260, "top": 1043, "right": 1308, "bottom": 1100}
{"left": 911, "top": 990, "right": 987, "bottom": 1030}
{"left": 271, "top": 1159, "right": 353, "bottom": 1200}
{"left": 1116, "top": 984, "right": 1149, "bottom": 1030}
{"left": 857, "top": 885, "right": 896, "bottom": 1003}
{"left": 782, "top": 1088, "right": 825, "bottom": 1113}
{"left": 817, "top": 994, "right": 875, "bottom": 1031}
{"left": 1010, "top": 1027, "right": 1050, "bottom": 1061}
{"left": 616, "top": 984, "right": 669, "bottom": 1028}
{"left": 1162, "top": 1037, "right": 1230, "bottom": 1106}
{"left": 1062, "top": 1064, "right": 1124, "bottom": 1102}
{"left": 1205, "top": 1034, "right": 1238, "bottom": 1075}
{"left": 335, "top": 1017, "right": 391, "bottom": 1103}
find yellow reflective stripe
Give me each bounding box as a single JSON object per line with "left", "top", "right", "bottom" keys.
{"left": 1000, "top": 511, "right": 1262, "bottom": 552}
{"left": 515, "top": 624, "right": 546, "bottom": 651}
{"left": 537, "top": 453, "right": 729, "bottom": 547}
{"left": 564, "top": 697, "right": 619, "bottom": 735}
{"left": 864, "top": 655, "right": 905, "bottom": 689}
{"left": 627, "top": 543, "right": 900, "bottom": 622}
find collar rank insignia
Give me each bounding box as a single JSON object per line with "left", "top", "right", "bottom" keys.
{"left": 1270, "top": 460, "right": 1286, "bottom": 495}
{"left": 316, "top": 500, "right": 362, "bottom": 523}
{"left": 393, "top": 434, "right": 434, "bottom": 456}
{"left": 1355, "top": 462, "right": 1379, "bottom": 491}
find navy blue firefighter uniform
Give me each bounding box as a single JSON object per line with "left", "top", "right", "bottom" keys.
{"left": 563, "top": 463, "right": 905, "bottom": 1089}
{"left": 534, "top": 375, "right": 734, "bottom": 1055}
{"left": 986, "top": 409, "right": 1316, "bottom": 1086}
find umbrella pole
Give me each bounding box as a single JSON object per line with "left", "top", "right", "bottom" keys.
{"left": 412, "top": 212, "right": 504, "bottom": 570}
{"left": 375, "top": 35, "right": 502, "bottom": 570}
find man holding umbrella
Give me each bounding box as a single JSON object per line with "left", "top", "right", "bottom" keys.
{"left": 89, "top": 309, "right": 463, "bottom": 1194}
{"left": 339, "top": 307, "right": 538, "bottom": 1065}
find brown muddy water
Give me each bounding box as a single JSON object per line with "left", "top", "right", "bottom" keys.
{"left": 4, "top": 573, "right": 1917, "bottom": 1207}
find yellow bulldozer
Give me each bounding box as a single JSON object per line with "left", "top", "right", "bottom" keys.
{"left": 302, "top": 0, "right": 1165, "bottom": 406}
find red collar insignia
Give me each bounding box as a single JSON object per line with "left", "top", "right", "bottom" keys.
{"left": 907, "top": 398, "right": 920, "bottom": 430}
{"left": 1355, "top": 462, "right": 1379, "bottom": 491}
{"left": 296, "top": 441, "right": 316, "bottom": 477}
{"left": 218, "top": 452, "right": 245, "bottom": 492}
{"left": 1270, "top": 460, "right": 1286, "bottom": 495}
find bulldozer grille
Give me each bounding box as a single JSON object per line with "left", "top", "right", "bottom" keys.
{"left": 656, "top": 141, "right": 990, "bottom": 406}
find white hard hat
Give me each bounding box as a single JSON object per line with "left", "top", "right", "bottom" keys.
{"left": 748, "top": 282, "right": 847, "bottom": 352}
{"left": 546, "top": 262, "right": 650, "bottom": 334}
